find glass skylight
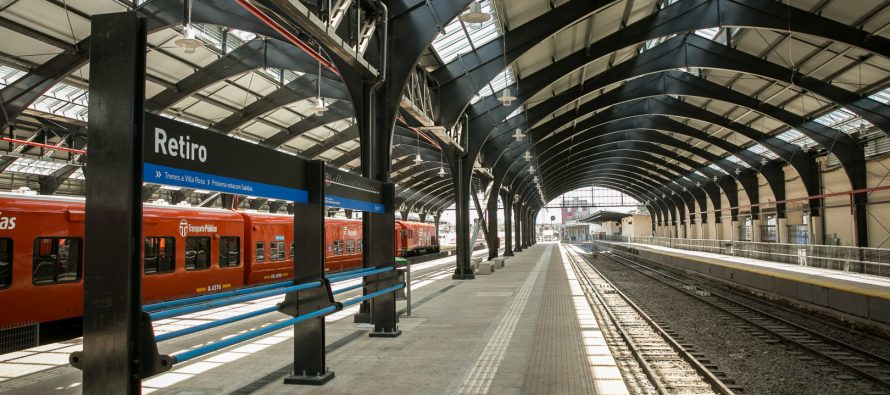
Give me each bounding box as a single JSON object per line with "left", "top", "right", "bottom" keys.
{"left": 431, "top": 0, "right": 502, "bottom": 64}
{"left": 774, "top": 128, "right": 818, "bottom": 149}
{"left": 812, "top": 107, "right": 874, "bottom": 134}
{"left": 869, "top": 87, "right": 890, "bottom": 104}
{"left": 471, "top": 67, "right": 515, "bottom": 103}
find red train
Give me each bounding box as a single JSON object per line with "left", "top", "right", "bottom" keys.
{"left": 0, "top": 194, "right": 437, "bottom": 334}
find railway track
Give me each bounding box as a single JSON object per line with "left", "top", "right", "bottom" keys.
{"left": 595, "top": 244, "right": 890, "bottom": 393}
{"left": 562, "top": 245, "right": 735, "bottom": 395}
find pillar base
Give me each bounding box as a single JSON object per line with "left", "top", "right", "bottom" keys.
{"left": 452, "top": 267, "right": 475, "bottom": 280}
{"left": 352, "top": 312, "right": 370, "bottom": 324}
{"left": 504, "top": 251, "right": 514, "bottom": 256}
{"left": 284, "top": 371, "right": 335, "bottom": 385}
{"left": 369, "top": 328, "right": 402, "bottom": 338}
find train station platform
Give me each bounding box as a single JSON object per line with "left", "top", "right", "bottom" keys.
{"left": 1, "top": 244, "right": 628, "bottom": 394}
{"left": 595, "top": 240, "right": 890, "bottom": 330}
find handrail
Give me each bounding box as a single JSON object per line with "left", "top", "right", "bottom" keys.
{"left": 148, "top": 281, "right": 322, "bottom": 321}
{"left": 340, "top": 283, "right": 405, "bottom": 308}
{"left": 143, "top": 281, "right": 291, "bottom": 312}
{"left": 170, "top": 305, "right": 338, "bottom": 364}
{"left": 155, "top": 306, "right": 278, "bottom": 342}
{"left": 328, "top": 266, "right": 395, "bottom": 283}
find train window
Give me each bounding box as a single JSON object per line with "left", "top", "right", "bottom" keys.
{"left": 333, "top": 240, "right": 344, "bottom": 255}
{"left": 290, "top": 241, "right": 294, "bottom": 259}
{"left": 0, "top": 238, "right": 10, "bottom": 289}
{"left": 357, "top": 240, "right": 362, "bottom": 253}
{"left": 409, "top": 230, "right": 414, "bottom": 238}
{"left": 219, "top": 237, "right": 240, "bottom": 268}
{"left": 346, "top": 239, "right": 355, "bottom": 254}
{"left": 270, "top": 241, "right": 285, "bottom": 261}
{"left": 144, "top": 237, "right": 175, "bottom": 274}
{"left": 400, "top": 229, "right": 407, "bottom": 237}
{"left": 32, "top": 238, "right": 82, "bottom": 285}
{"left": 185, "top": 237, "right": 210, "bottom": 271}
{"left": 256, "top": 242, "right": 265, "bottom": 263}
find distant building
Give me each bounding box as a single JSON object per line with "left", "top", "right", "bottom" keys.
{"left": 561, "top": 196, "right": 592, "bottom": 224}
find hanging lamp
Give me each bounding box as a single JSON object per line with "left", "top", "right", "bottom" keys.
{"left": 512, "top": 128, "right": 524, "bottom": 141}
{"left": 498, "top": 88, "right": 516, "bottom": 106}
{"left": 459, "top": 1, "right": 491, "bottom": 24}
{"left": 312, "top": 62, "right": 328, "bottom": 116}
{"left": 175, "top": 0, "right": 204, "bottom": 54}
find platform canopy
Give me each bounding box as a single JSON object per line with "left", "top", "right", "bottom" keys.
{"left": 0, "top": 0, "right": 888, "bottom": 225}
{"left": 578, "top": 211, "right": 633, "bottom": 224}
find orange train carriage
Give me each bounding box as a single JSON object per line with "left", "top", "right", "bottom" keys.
{"left": 395, "top": 220, "right": 439, "bottom": 257}
{"left": 0, "top": 194, "right": 437, "bottom": 333}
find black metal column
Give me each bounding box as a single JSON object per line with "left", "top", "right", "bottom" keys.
{"left": 285, "top": 160, "right": 335, "bottom": 384}
{"left": 369, "top": 182, "right": 401, "bottom": 337}
{"left": 487, "top": 185, "right": 499, "bottom": 259}
{"left": 81, "top": 12, "right": 146, "bottom": 394}
{"left": 453, "top": 153, "right": 475, "bottom": 279}
{"left": 503, "top": 190, "right": 513, "bottom": 256}
{"left": 514, "top": 201, "right": 522, "bottom": 252}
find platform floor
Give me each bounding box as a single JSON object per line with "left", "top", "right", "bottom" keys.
{"left": 1, "top": 244, "right": 628, "bottom": 394}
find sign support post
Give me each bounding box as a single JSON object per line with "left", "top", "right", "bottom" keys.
{"left": 80, "top": 12, "right": 167, "bottom": 394}
{"left": 283, "top": 160, "right": 336, "bottom": 385}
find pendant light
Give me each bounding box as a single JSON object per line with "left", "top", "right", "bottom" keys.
{"left": 459, "top": 1, "right": 491, "bottom": 24}
{"left": 512, "top": 128, "right": 524, "bottom": 141}
{"left": 414, "top": 130, "right": 422, "bottom": 163}
{"left": 528, "top": 165, "right": 535, "bottom": 174}
{"left": 312, "top": 62, "right": 328, "bottom": 116}
{"left": 498, "top": 88, "right": 516, "bottom": 106}
{"left": 523, "top": 151, "right": 532, "bottom": 161}
{"left": 713, "top": 175, "right": 719, "bottom": 183}
{"left": 438, "top": 149, "right": 446, "bottom": 176}
{"left": 175, "top": 0, "right": 204, "bottom": 54}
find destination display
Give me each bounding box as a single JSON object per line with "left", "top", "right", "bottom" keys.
{"left": 324, "top": 167, "right": 385, "bottom": 213}
{"left": 143, "top": 113, "right": 309, "bottom": 203}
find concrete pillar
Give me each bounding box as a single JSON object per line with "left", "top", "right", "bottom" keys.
{"left": 688, "top": 220, "right": 698, "bottom": 239}
{"left": 714, "top": 220, "right": 723, "bottom": 240}
{"left": 810, "top": 216, "right": 824, "bottom": 245}
{"left": 752, "top": 219, "right": 762, "bottom": 242}
{"left": 730, "top": 220, "right": 740, "bottom": 241}
{"left": 777, "top": 217, "right": 788, "bottom": 244}
{"left": 699, "top": 220, "right": 708, "bottom": 239}
{"left": 678, "top": 222, "right": 686, "bottom": 239}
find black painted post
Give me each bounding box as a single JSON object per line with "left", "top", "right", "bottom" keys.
{"left": 514, "top": 201, "right": 522, "bottom": 252}
{"left": 487, "top": 187, "right": 499, "bottom": 259}
{"left": 82, "top": 12, "right": 146, "bottom": 394}
{"left": 503, "top": 191, "right": 513, "bottom": 256}
{"left": 369, "top": 182, "right": 400, "bottom": 337}
{"left": 452, "top": 154, "right": 474, "bottom": 279}
{"left": 285, "top": 160, "right": 334, "bottom": 384}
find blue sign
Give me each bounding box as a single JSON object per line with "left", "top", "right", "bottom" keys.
{"left": 324, "top": 195, "right": 385, "bottom": 213}
{"left": 144, "top": 163, "right": 308, "bottom": 203}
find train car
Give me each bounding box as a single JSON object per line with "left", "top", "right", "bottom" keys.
{"left": 324, "top": 218, "right": 363, "bottom": 272}
{"left": 240, "top": 211, "right": 294, "bottom": 285}
{"left": 395, "top": 220, "right": 439, "bottom": 257}
{"left": 0, "top": 193, "right": 246, "bottom": 330}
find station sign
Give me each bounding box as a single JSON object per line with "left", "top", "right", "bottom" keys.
{"left": 143, "top": 113, "right": 309, "bottom": 203}
{"left": 323, "top": 167, "right": 385, "bottom": 213}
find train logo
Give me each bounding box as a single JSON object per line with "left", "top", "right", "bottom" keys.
{"left": 0, "top": 212, "right": 15, "bottom": 230}
{"left": 179, "top": 219, "right": 189, "bottom": 237}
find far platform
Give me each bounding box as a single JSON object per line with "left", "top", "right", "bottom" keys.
{"left": 594, "top": 240, "right": 890, "bottom": 330}
{"left": 1, "top": 244, "right": 628, "bottom": 394}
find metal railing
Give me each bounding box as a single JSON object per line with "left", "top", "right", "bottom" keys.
{"left": 593, "top": 235, "right": 890, "bottom": 278}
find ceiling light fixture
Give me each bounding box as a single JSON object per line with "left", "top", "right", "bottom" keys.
{"left": 498, "top": 88, "right": 516, "bottom": 106}
{"left": 513, "top": 128, "right": 524, "bottom": 141}
{"left": 312, "top": 63, "right": 328, "bottom": 116}
{"left": 459, "top": 1, "right": 491, "bottom": 24}
{"left": 175, "top": 0, "right": 204, "bottom": 54}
